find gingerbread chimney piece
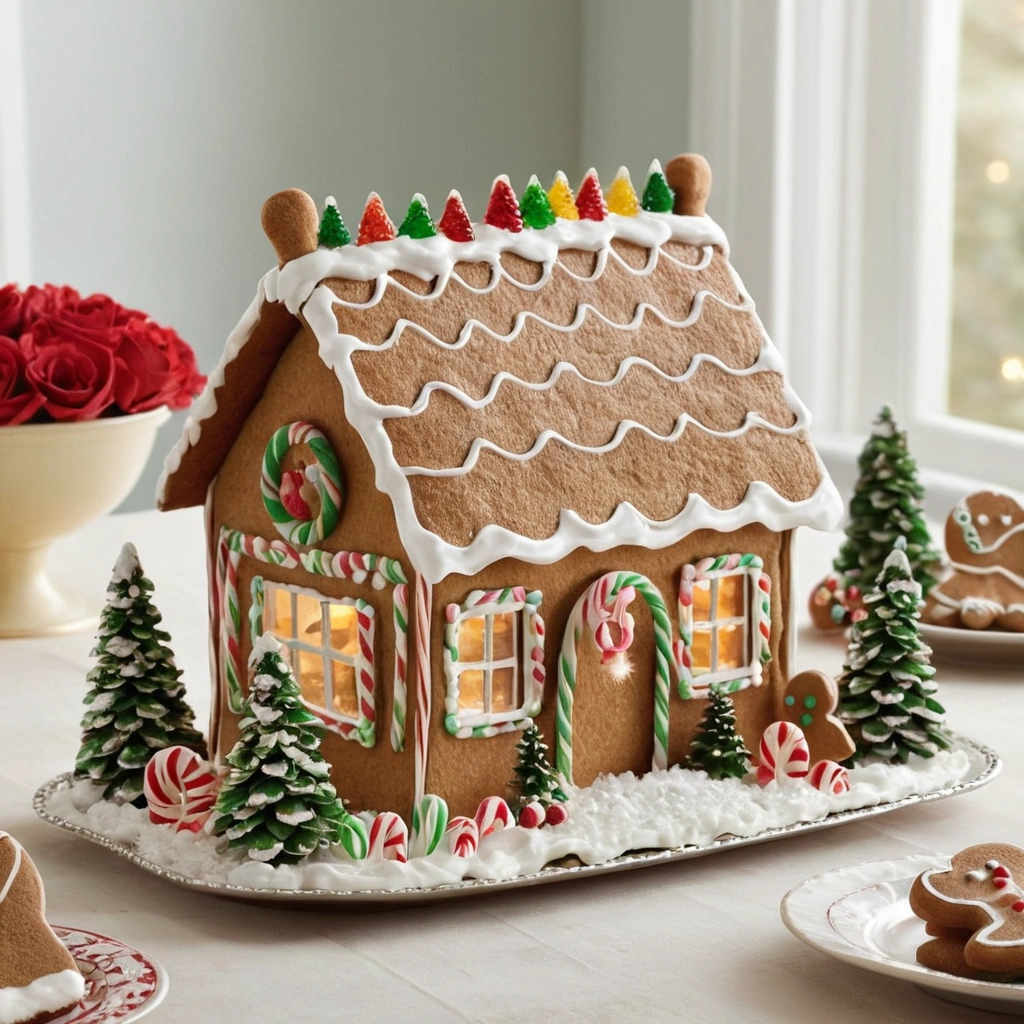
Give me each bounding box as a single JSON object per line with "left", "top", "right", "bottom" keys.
{"left": 665, "top": 154, "right": 712, "bottom": 217}
{"left": 261, "top": 189, "right": 319, "bottom": 266}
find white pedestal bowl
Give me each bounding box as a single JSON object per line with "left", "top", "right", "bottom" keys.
{"left": 0, "top": 406, "right": 169, "bottom": 637}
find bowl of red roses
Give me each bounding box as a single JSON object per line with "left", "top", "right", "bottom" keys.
{"left": 0, "top": 282, "right": 204, "bottom": 637}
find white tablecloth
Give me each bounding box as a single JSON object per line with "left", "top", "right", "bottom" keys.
{"left": 1, "top": 508, "right": 1016, "bottom": 1023}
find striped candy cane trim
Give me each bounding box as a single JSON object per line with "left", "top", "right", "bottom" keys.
{"left": 217, "top": 528, "right": 409, "bottom": 749}
{"left": 414, "top": 573, "right": 432, "bottom": 804}
{"left": 261, "top": 421, "right": 344, "bottom": 545}
{"left": 675, "top": 553, "right": 772, "bottom": 700}
{"left": 556, "top": 572, "right": 672, "bottom": 785}
{"left": 442, "top": 588, "right": 545, "bottom": 739}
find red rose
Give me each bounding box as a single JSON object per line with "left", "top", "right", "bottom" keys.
{"left": 22, "top": 322, "right": 115, "bottom": 421}
{"left": 20, "top": 283, "right": 82, "bottom": 327}
{"left": 113, "top": 318, "right": 204, "bottom": 413}
{"left": 0, "top": 285, "right": 24, "bottom": 336}
{"left": 0, "top": 336, "right": 43, "bottom": 424}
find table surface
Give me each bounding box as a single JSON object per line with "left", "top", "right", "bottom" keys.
{"left": 3, "top": 508, "right": 1018, "bottom": 1024}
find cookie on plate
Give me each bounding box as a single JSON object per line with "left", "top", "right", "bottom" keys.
{"left": 0, "top": 831, "right": 84, "bottom": 1024}
{"left": 910, "top": 843, "right": 1024, "bottom": 977}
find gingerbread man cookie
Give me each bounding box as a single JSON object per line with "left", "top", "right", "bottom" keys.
{"left": 0, "top": 831, "right": 84, "bottom": 1024}
{"left": 910, "top": 844, "right": 1024, "bottom": 977}
{"left": 924, "top": 491, "right": 1024, "bottom": 632}
{"left": 780, "top": 671, "right": 854, "bottom": 765}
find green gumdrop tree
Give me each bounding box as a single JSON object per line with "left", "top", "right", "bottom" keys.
{"left": 212, "top": 634, "right": 357, "bottom": 866}
{"left": 520, "top": 176, "right": 556, "bottom": 229}
{"left": 833, "top": 406, "right": 942, "bottom": 595}
{"left": 511, "top": 723, "right": 567, "bottom": 808}
{"left": 74, "top": 543, "right": 205, "bottom": 803}
{"left": 687, "top": 686, "right": 750, "bottom": 780}
{"left": 397, "top": 194, "right": 437, "bottom": 239}
{"left": 641, "top": 161, "right": 675, "bottom": 213}
{"left": 318, "top": 198, "right": 351, "bottom": 248}
{"left": 838, "top": 537, "right": 950, "bottom": 763}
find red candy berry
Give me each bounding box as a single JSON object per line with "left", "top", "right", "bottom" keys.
{"left": 575, "top": 169, "right": 607, "bottom": 221}
{"left": 483, "top": 175, "right": 523, "bottom": 233}
{"left": 279, "top": 470, "right": 312, "bottom": 520}
{"left": 544, "top": 802, "right": 569, "bottom": 826}
{"left": 438, "top": 190, "right": 475, "bottom": 242}
{"left": 518, "top": 801, "right": 545, "bottom": 829}
{"left": 357, "top": 192, "right": 396, "bottom": 245}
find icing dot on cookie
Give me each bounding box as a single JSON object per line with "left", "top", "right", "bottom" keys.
{"left": 785, "top": 695, "right": 795, "bottom": 706}
{"left": 978, "top": 513, "right": 990, "bottom": 526}
{"left": 1002, "top": 514, "right": 1013, "bottom": 526}
{"left": 803, "top": 695, "right": 817, "bottom": 709}
{"left": 986, "top": 860, "right": 1000, "bottom": 869}
{"left": 966, "top": 868, "right": 988, "bottom": 881}
{"left": 800, "top": 713, "right": 813, "bottom": 726}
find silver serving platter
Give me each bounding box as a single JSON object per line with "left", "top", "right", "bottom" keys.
{"left": 35, "top": 734, "right": 1001, "bottom": 908}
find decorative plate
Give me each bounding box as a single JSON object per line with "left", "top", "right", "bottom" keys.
{"left": 919, "top": 621, "right": 1024, "bottom": 668}
{"left": 782, "top": 855, "right": 1024, "bottom": 1016}
{"left": 50, "top": 926, "right": 168, "bottom": 1023}
{"left": 35, "top": 735, "right": 999, "bottom": 908}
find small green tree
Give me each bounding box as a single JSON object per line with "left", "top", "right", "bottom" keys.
{"left": 75, "top": 543, "right": 205, "bottom": 803}
{"left": 317, "top": 197, "right": 351, "bottom": 248}
{"left": 833, "top": 406, "right": 942, "bottom": 595}
{"left": 520, "top": 175, "right": 556, "bottom": 229}
{"left": 511, "top": 724, "right": 567, "bottom": 808}
{"left": 687, "top": 686, "right": 750, "bottom": 779}
{"left": 397, "top": 194, "right": 437, "bottom": 239}
{"left": 641, "top": 159, "right": 675, "bottom": 213}
{"left": 838, "top": 537, "right": 950, "bottom": 763}
{"left": 211, "top": 634, "right": 362, "bottom": 866}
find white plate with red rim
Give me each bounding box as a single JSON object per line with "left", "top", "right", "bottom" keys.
{"left": 919, "top": 622, "right": 1024, "bottom": 669}
{"left": 781, "top": 854, "right": 1024, "bottom": 1015}
{"left": 49, "top": 926, "right": 167, "bottom": 1024}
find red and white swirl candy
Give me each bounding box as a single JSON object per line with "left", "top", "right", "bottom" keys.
{"left": 143, "top": 746, "right": 217, "bottom": 833}
{"left": 474, "top": 796, "right": 512, "bottom": 839}
{"left": 368, "top": 811, "right": 408, "bottom": 863}
{"left": 519, "top": 801, "right": 546, "bottom": 829}
{"left": 808, "top": 759, "right": 850, "bottom": 796}
{"left": 584, "top": 577, "right": 637, "bottom": 665}
{"left": 756, "top": 721, "right": 810, "bottom": 785}
{"left": 445, "top": 816, "right": 480, "bottom": 858}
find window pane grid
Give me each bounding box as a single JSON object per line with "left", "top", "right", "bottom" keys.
{"left": 456, "top": 611, "right": 521, "bottom": 719}
{"left": 690, "top": 572, "right": 751, "bottom": 680}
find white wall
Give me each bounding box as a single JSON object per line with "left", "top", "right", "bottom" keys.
{"left": 14, "top": 0, "right": 692, "bottom": 510}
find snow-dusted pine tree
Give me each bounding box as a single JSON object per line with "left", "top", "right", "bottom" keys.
{"left": 838, "top": 537, "right": 950, "bottom": 763}
{"left": 511, "top": 724, "right": 567, "bottom": 809}
{"left": 75, "top": 543, "right": 205, "bottom": 802}
{"left": 687, "top": 687, "right": 750, "bottom": 780}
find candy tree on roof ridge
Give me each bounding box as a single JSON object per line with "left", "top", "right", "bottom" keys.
{"left": 211, "top": 633, "right": 364, "bottom": 866}
{"left": 810, "top": 406, "right": 942, "bottom": 629}
{"left": 74, "top": 542, "right": 205, "bottom": 804}
{"left": 837, "top": 536, "right": 950, "bottom": 764}
{"left": 317, "top": 197, "right": 351, "bottom": 248}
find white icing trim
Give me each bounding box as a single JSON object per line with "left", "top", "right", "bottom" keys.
{"left": 920, "top": 867, "right": 1024, "bottom": 948}
{"left": 0, "top": 970, "right": 84, "bottom": 1022}
{"left": 949, "top": 559, "right": 1024, "bottom": 594}
{"left": 0, "top": 832, "right": 21, "bottom": 905}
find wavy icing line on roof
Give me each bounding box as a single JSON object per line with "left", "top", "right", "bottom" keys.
{"left": 264, "top": 212, "right": 729, "bottom": 313}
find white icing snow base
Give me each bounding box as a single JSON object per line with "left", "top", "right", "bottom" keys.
{"left": 48, "top": 751, "right": 973, "bottom": 895}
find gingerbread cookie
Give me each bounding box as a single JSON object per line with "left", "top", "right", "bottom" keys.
{"left": 923, "top": 491, "right": 1024, "bottom": 632}
{"left": 0, "top": 832, "right": 84, "bottom": 1024}
{"left": 781, "top": 671, "right": 854, "bottom": 764}
{"left": 910, "top": 844, "right": 1024, "bottom": 976}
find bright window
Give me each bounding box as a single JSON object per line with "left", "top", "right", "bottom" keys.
{"left": 262, "top": 581, "right": 371, "bottom": 728}
{"left": 689, "top": 572, "right": 750, "bottom": 682}
{"left": 455, "top": 610, "right": 519, "bottom": 718}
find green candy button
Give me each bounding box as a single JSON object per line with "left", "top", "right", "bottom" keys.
{"left": 784, "top": 695, "right": 795, "bottom": 706}
{"left": 804, "top": 695, "right": 817, "bottom": 709}
{"left": 800, "top": 712, "right": 813, "bottom": 726}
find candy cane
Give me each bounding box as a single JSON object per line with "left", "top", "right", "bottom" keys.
{"left": 368, "top": 811, "right": 408, "bottom": 863}
{"left": 556, "top": 571, "right": 672, "bottom": 784}
{"left": 584, "top": 577, "right": 636, "bottom": 663}
{"left": 474, "top": 796, "right": 513, "bottom": 838}
{"left": 410, "top": 793, "right": 448, "bottom": 857}
{"left": 261, "top": 421, "right": 344, "bottom": 545}
{"left": 337, "top": 813, "right": 369, "bottom": 860}
{"left": 144, "top": 746, "right": 217, "bottom": 832}
{"left": 808, "top": 759, "right": 850, "bottom": 796}
{"left": 756, "top": 721, "right": 810, "bottom": 785}
{"left": 390, "top": 583, "right": 409, "bottom": 752}
{"left": 414, "top": 573, "right": 432, "bottom": 803}
{"left": 445, "top": 816, "right": 479, "bottom": 858}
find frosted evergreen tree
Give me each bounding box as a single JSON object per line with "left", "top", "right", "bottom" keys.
{"left": 75, "top": 543, "right": 205, "bottom": 803}
{"left": 211, "top": 634, "right": 361, "bottom": 866}
{"left": 317, "top": 197, "right": 351, "bottom": 248}
{"left": 838, "top": 537, "right": 950, "bottom": 763}
{"left": 687, "top": 686, "right": 750, "bottom": 780}
{"left": 511, "top": 724, "right": 567, "bottom": 809}
{"left": 833, "top": 407, "right": 942, "bottom": 595}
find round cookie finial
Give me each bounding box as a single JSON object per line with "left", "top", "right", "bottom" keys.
{"left": 665, "top": 154, "right": 712, "bottom": 217}
{"left": 261, "top": 188, "right": 319, "bottom": 265}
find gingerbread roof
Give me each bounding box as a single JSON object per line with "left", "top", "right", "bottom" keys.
{"left": 159, "top": 157, "right": 843, "bottom": 583}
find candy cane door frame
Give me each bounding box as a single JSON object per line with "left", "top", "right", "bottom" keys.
{"left": 556, "top": 572, "right": 674, "bottom": 788}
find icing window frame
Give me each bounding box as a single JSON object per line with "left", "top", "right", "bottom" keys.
{"left": 442, "top": 588, "right": 545, "bottom": 739}
{"left": 249, "top": 576, "right": 376, "bottom": 747}
{"left": 675, "top": 554, "right": 772, "bottom": 699}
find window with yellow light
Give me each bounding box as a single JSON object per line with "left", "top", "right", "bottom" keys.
{"left": 689, "top": 571, "right": 753, "bottom": 685}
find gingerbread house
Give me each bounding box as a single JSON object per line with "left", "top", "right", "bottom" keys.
{"left": 157, "top": 155, "right": 843, "bottom": 819}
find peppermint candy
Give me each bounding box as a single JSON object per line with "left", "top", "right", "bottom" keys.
{"left": 808, "top": 759, "right": 850, "bottom": 796}
{"left": 445, "top": 816, "right": 480, "bottom": 858}
{"left": 474, "top": 796, "right": 513, "bottom": 839}
{"left": 756, "top": 721, "right": 810, "bottom": 785}
{"left": 368, "top": 811, "right": 408, "bottom": 863}
{"left": 410, "top": 794, "right": 449, "bottom": 857}
{"left": 143, "top": 746, "right": 217, "bottom": 833}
